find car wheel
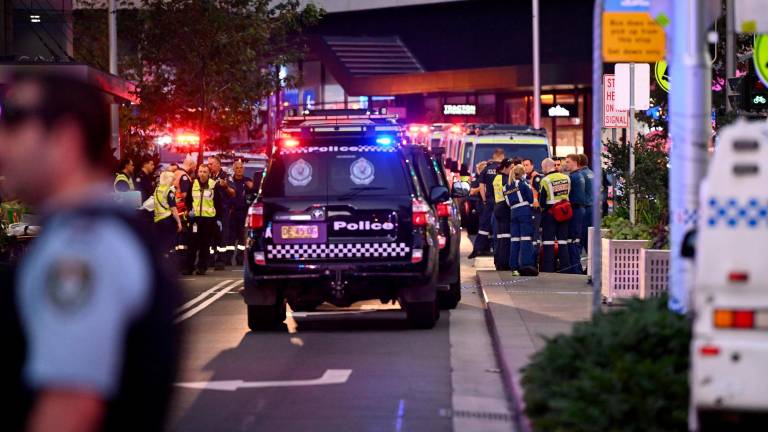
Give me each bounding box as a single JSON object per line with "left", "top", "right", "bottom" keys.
{"left": 247, "top": 301, "right": 286, "bottom": 331}
{"left": 404, "top": 300, "right": 439, "bottom": 329}
{"left": 438, "top": 281, "right": 461, "bottom": 310}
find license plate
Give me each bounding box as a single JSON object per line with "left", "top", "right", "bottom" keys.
{"left": 281, "top": 225, "right": 319, "bottom": 239}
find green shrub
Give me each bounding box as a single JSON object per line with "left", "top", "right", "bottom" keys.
{"left": 603, "top": 215, "right": 652, "bottom": 241}
{"left": 521, "top": 296, "right": 691, "bottom": 432}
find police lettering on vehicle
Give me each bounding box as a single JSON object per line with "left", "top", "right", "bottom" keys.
{"left": 333, "top": 220, "right": 395, "bottom": 231}
{"left": 280, "top": 145, "right": 397, "bottom": 154}
{"left": 288, "top": 158, "right": 313, "bottom": 186}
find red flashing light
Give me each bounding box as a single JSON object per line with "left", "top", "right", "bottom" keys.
{"left": 176, "top": 133, "right": 200, "bottom": 146}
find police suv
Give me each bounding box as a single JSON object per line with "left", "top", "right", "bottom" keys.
{"left": 243, "top": 112, "right": 460, "bottom": 330}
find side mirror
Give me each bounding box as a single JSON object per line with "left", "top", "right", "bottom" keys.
{"left": 430, "top": 185, "right": 450, "bottom": 204}
{"left": 681, "top": 229, "right": 697, "bottom": 259}
{"left": 451, "top": 181, "right": 471, "bottom": 198}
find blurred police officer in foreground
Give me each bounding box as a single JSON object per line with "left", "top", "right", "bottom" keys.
{"left": 0, "top": 72, "right": 179, "bottom": 432}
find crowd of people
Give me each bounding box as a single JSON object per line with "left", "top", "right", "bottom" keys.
{"left": 113, "top": 154, "right": 258, "bottom": 275}
{"left": 467, "top": 150, "right": 594, "bottom": 275}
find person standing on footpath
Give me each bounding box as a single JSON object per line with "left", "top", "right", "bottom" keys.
{"left": 224, "top": 160, "right": 255, "bottom": 266}
{"left": 566, "top": 154, "right": 586, "bottom": 274}
{"left": 522, "top": 158, "right": 542, "bottom": 266}
{"left": 506, "top": 164, "right": 538, "bottom": 276}
{"left": 468, "top": 149, "right": 505, "bottom": 259}
{"left": 491, "top": 159, "right": 513, "bottom": 271}
{"left": 578, "top": 154, "right": 595, "bottom": 253}
{"left": 539, "top": 158, "right": 572, "bottom": 273}
{"left": 0, "top": 71, "right": 179, "bottom": 432}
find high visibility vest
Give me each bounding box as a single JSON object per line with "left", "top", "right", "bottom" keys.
{"left": 114, "top": 173, "right": 134, "bottom": 191}
{"left": 153, "top": 184, "right": 174, "bottom": 222}
{"left": 540, "top": 172, "right": 571, "bottom": 204}
{"left": 191, "top": 179, "right": 216, "bottom": 218}
{"left": 492, "top": 174, "right": 510, "bottom": 203}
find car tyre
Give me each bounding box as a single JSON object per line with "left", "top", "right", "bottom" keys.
{"left": 405, "top": 300, "right": 439, "bottom": 329}
{"left": 438, "top": 281, "right": 461, "bottom": 310}
{"left": 247, "top": 301, "right": 286, "bottom": 331}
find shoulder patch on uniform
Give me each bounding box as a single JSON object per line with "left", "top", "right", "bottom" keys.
{"left": 46, "top": 259, "right": 94, "bottom": 312}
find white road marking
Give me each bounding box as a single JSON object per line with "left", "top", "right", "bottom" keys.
{"left": 287, "top": 309, "right": 378, "bottom": 319}
{"left": 174, "top": 369, "right": 353, "bottom": 391}
{"left": 174, "top": 279, "right": 243, "bottom": 324}
{"left": 175, "top": 279, "right": 233, "bottom": 315}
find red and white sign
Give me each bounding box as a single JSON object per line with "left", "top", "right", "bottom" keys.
{"left": 603, "top": 74, "right": 629, "bottom": 128}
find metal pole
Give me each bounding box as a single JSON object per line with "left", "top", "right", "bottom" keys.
{"left": 591, "top": 0, "right": 603, "bottom": 314}
{"left": 532, "top": 0, "right": 541, "bottom": 129}
{"left": 668, "top": 0, "right": 711, "bottom": 313}
{"left": 108, "top": 0, "right": 119, "bottom": 157}
{"left": 629, "top": 63, "right": 636, "bottom": 223}
{"left": 725, "top": 0, "right": 736, "bottom": 112}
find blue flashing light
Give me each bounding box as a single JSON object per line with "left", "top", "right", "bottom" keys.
{"left": 376, "top": 136, "right": 394, "bottom": 146}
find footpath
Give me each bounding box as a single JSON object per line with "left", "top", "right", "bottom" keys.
{"left": 475, "top": 266, "right": 593, "bottom": 432}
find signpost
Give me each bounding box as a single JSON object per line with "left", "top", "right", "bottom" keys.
{"left": 603, "top": 74, "right": 628, "bottom": 128}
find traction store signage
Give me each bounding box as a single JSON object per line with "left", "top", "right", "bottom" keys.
{"left": 443, "top": 104, "right": 477, "bottom": 116}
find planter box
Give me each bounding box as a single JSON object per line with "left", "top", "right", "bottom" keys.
{"left": 586, "top": 227, "right": 610, "bottom": 274}
{"left": 600, "top": 238, "right": 648, "bottom": 302}
{"left": 639, "top": 249, "right": 670, "bottom": 298}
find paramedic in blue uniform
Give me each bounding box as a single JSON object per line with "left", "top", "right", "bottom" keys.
{"left": 491, "top": 159, "right": 513, "bottom": 270}
{"left": 523, "top": 158, "right": 543, "bottom": 265}
{"left": 224, "top": 160, "right": 255, "bottom": 266}
{"left": 468, "top": 148, "right": 505, "bottom": 259}
{"left": 566, "top": 154, "right": 586, "bottom": 274}
{"left": 578, "top": 154, "right": 595, "bottom": 253}
{"left": 505, "top": 164, "right": 537, "bottom": 275}
{"left": 539, "top": 158, "right": 572, "bottom": 273}
{"left": 0, "top": 71, "right": 178, "bottom": 432}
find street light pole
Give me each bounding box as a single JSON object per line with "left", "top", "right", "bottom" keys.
{"left": 108, "top": 0, "right": 119, "bottom": 157}
{"left": 532, "top": 0, "right": 541, "bottom": 129}
{"left": 590, "top": 0, "right": 603, "bottom": 313}
{"left": 726, "top": 0, "right": 736, "bottom": 112}
{"left": 668, "top": 0, "right": 711, "bottom": 313}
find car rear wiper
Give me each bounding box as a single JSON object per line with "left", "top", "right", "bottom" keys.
{"left": 337, "top": 186, "right": 387, "bottom": 201}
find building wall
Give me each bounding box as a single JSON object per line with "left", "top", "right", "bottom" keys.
{"left": 299, "top": 0, "right": 464, "bottom": 13}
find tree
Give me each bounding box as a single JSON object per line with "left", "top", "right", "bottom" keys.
{"left": 73, "top": 0, "right": 322, "bottom": 157}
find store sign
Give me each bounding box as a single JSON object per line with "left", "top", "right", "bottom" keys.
{"left": 543, "top": 104, "right": 577, "bottom": 118}
{"left": 603, "top": 74, "right": 629, "bottom": 128}
{"left": 443, "top": 104, "right": 476, "bottom": 115}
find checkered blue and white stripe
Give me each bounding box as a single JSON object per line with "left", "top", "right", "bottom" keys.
{"left": 706, "top": 197, "right": 768, "bottom": 229}
{"left": 267, "top": 242, "right": 410, "bottom": 260}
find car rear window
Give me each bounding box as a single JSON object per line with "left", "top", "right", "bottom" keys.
{"left": 473, "top": 143, "right": 549, "bottom": 169}
{"left": 410, "top": 150, "right": 443, "bottom": 192}
{"left": 262, "top": 145, "right": 412, "bottom": 198}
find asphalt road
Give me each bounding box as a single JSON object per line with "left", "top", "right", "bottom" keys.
{"left": 167, "top": 236, "right": 514, "bottom": 432}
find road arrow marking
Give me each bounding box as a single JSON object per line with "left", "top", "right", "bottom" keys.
{"left": 175, "top": 369, "right": 352, "bottom": 391}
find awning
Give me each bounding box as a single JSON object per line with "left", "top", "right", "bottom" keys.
{"left": 0, "top": 63, "right": 137, "bottom": 104}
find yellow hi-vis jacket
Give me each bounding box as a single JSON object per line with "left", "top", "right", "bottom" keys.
{"left": 191, "top": 179, "right": 216, "bottom": 218}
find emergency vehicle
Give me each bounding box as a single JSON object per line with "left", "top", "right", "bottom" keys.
{"left": 242, "top": 111, "right": 468, "bottom": 331}
{"left": 690, "top": 120, "right": 768, "bottom": 428}
{"left": 450, "top": 124, "right": 551, "bottom": 231}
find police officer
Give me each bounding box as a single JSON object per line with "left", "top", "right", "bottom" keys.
{"left": 539, "top": 158, "right": 572, "bottom": 273}
{"left": 207, "top": 156, "right": 234, "bottom": 269}
{"left": 0, "top": 71, "right": 178, "bottom": 431}
{"left": 492, "top": 158, "right": 513, "bottom": 270}
{"left": 566, "top": 154, "right": 586, "bottom": 274}
{"left": 578, "top": 154, "right": 595, "bottom": 253}
{"left": 184, "top": 164, "right": 227, "bottom": 275}
{"left": 173, "top": 156, "right": 195, "bottom": 263}
{"left": 114, "top": 157, "right": 135, "bottom": 192}
{"left": 468, "top": 148, "right": 505, "bottom": 259}
{"left": 224, "top": 160, "right": 255, "bottom": 266}
{"left": 523, "top": 158, "right": 543, "bottom": 265}
{"left": 506, "top": 164, "right": 537, "bottom": 275}
{"left": 134, "top": 157, "right": 156, "bottom": 203}
{"left": 154, "top": 170, "right": 183, "bottom": 254}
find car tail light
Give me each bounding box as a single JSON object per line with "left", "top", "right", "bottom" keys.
{"left": 728, "top": 271, "right": 749, "bottom": 282}
{"left": 437, "top": 201, "right": 451, "bottom": 218}
{"left": 248, "top": 202, "right": 264, "bottom": 229}
{"left": 699, "top": 345, "right": 720, "bottom": 356}
{"left": 411, "top": 249, "right": 423, "bottom": 263}
{"left": 254, "top": 251, "right": 266, "bottom": 265}
{"left": 412, "top": 199, "right": 431, "bottom": 227}
{"left": 714, "top": 309, "right": 755, "bottom": 329}
{"left": 438, "top": 235, "right": 446, "bottom": 249}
